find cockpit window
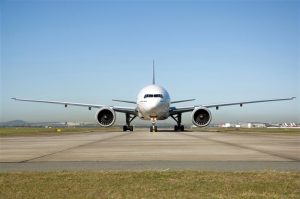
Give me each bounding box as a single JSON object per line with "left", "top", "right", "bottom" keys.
{"left": 144, "top": 94, "right": 163, "bottom": 98}
{"left": 154, "top": 94, "right": 163, "bottom": 98}
{"left": 144, "top": 94, "right": 153, "bottom": 98}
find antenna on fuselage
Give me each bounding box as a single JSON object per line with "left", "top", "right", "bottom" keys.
{"left": 152, "top": 60, "right": 155, "bottom": 85}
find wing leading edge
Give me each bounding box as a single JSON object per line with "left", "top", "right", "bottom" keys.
{"left": 170, "top": 97, "right": 296, "bottom": 115}
{"left": 203, "top": 97, "right": 296, "bottom": 109}
{"left": 11, "top": 98, "right": 137, "bottom": 115}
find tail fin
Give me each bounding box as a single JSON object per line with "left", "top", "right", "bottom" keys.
{"left": 152, "top": 60, "right": 155, "bottom": 85}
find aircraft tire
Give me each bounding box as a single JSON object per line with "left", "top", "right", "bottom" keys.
{"left": 180, "top": 125, "right": 184, "bottom": 131}
{"left": 174, "top": 125, "right": 178, "bottom": 131}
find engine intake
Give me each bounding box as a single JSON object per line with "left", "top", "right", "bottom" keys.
{"left": 192, "top": 107, "right": 212, "bottom": 127}
{"left": 96, "top": 107, "right": 116, "bottom": 127}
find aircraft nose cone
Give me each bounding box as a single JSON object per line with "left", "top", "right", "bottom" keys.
{"left": 145, "top": 100, "right": 160, "bottom": 112}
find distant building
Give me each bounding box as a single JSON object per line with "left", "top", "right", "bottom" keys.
{"left": 221, "top": 123, "right": 232, "bottom": 128}
{"left": 240, "top": 122, "right": 266, "bottom": 128}
{"left": 220, "top": 122, "right": 267, "bottom": 128}
{"left": 65, "top": 122, "right": 82, "bottom": 127}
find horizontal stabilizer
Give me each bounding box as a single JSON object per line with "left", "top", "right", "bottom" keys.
{"left": 171, "top": 99, "right": 195, "bottom": 104}
{"left": 112, "top": 99, "right": 136, "bottom": 104}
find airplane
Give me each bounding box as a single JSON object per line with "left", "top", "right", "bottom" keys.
{"left": 12, "top": 61, "right": 296, "bottom": 132}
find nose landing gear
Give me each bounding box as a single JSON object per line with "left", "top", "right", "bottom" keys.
{"left": 150, "top": 126, "right": 158, "bottom": 132}
{"left": 150, "top": 117, "right": 158, "bottom": 132}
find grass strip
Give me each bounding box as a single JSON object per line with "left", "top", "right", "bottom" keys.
{"left": 1, "top": 171, "right": 299, "bottom": 199}
{"left": 0, "top": 127, "right": 121, "bottom": 137}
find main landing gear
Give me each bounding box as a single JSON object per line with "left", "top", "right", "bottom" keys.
{"left": 123, "top": 113, "right": 136, "bottom": 132}
{"left": 171, "top": 113, "right": 185, "bottom": 132}
{"left": 150, "top": 117, "right": 158, "bottom": 132}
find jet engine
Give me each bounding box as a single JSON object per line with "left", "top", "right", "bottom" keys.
{"left": 96, "top": 107, "right": 116, "bottom": 127}
{"left": 192, "top": 107, "right": 212, "bottom": 127}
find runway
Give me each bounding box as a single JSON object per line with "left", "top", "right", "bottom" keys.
{"left": 1, "top": 130, "right": 299, "bottom": 171}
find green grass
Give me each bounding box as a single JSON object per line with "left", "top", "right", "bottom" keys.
{"left": 0, "top": 127, "right": 121, "bottom": 137}
{"left": 0, "top": 171, "right": 299, "bottom": 199}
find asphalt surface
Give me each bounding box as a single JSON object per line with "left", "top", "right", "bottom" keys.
{"left": 1, "top": 130, "right": 299, "bottom": 171}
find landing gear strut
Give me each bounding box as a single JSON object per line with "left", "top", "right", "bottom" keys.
{"left": 123, "top": 113, "right": 136, "bottom": 132}
{"left": 150, "top": 126, "right": 158, "bottom": 132}
{"left": 150, "top": 117, "right": 158, "bottom": 132}
{"left": 171, "top": 113, "right": 185, "bottom": 132}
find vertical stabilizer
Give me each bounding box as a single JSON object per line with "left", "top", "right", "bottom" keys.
{"left": 152, "top": 60, "right": 155, "bottom": 85}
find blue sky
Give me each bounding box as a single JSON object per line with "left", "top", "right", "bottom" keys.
{"left": 1, "top": 0, "right": 299, "bottom": 125}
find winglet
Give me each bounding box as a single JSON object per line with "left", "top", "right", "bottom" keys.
{"left": 152, "top": 60, "right": 155, "bottom": 85}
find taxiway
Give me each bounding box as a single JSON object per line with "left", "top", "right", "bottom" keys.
{"left": 1, "top": 130, "right": 299, "bottom": 171}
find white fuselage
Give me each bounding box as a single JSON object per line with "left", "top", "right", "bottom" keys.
{"left": 137, "top": 85, "right": 171, "bottom": 120}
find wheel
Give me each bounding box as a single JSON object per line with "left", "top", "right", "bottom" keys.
{"left": 154, "top": 126, "right": 158, "bottom": 132}
{"left": 129, "top": 126, "right": 134, "bottom": 131}
{"left": 150, "top": 126, "right": 153, "bottom": 132}
{"left": 180, "top": 125, "right": 184, "bottom": 131}
{"left": 123, "top": 126, "right": 127, "bottom": 131}
{"left": 174, "top": 125, "right": 178, "bottom": 131}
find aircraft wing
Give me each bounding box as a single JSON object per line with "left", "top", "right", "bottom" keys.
{"left": 113, "top": 106, "right": 137, "bottom": 115}
{"left": 203, "top": 97, "right": 296, "bottom": 109}
{"left": 170, "top": 97, "right": 296, "bottom": 115}
{"left": 11, "top": 98, "right": 137, "bottom": 115}
{"left": 169, "top": 106, "right": 195, "bottom": 115}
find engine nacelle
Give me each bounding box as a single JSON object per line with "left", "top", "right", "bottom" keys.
{"left": 192, "top": 107, "right": 212, "bottom": 127}
{"left": 96, "top": 107, "right": 116, "bottom": 127}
